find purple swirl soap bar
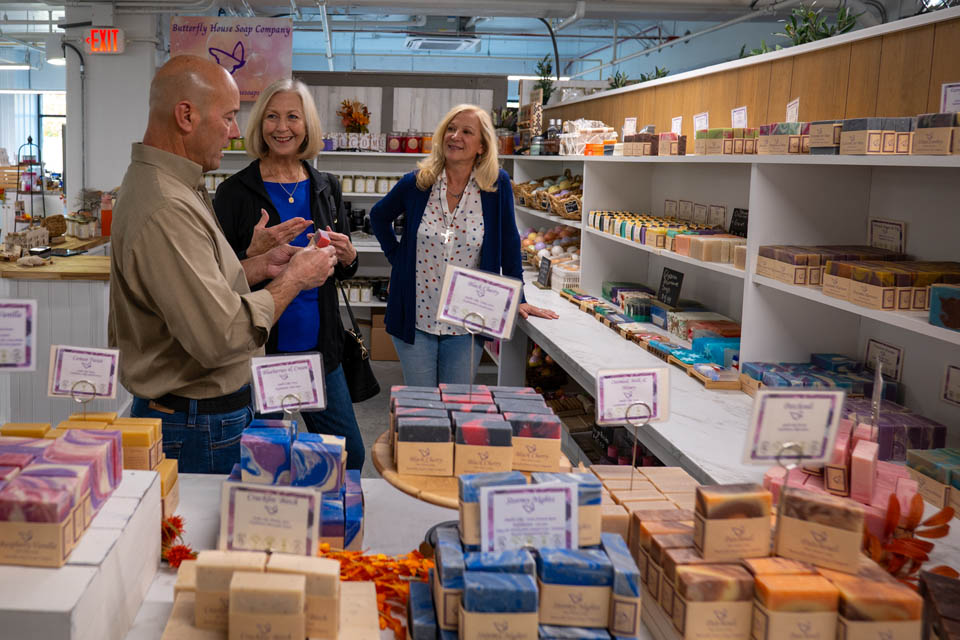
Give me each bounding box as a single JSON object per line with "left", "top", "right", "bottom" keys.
{"left": 21, "top": 462, "right": 95, "bottom": 508}
{"left": 63, "top": 429, "right": 123, "bottom": 489}
{"left": 0, "top": 475, "right": 73, "bottom": 522}
{"left": 240, "top": 427, "right": 292, "bottom": 485}
{"left": 42, "top": 437, "right": 112, "bottom": 506}
{"left": 291, "top": 433, "right": 345, "bottom": 491}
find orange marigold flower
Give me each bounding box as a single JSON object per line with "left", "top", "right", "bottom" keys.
{"left": 164, "top": 544, "right": 198, "bottom": 569}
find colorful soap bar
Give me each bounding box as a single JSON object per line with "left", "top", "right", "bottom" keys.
{"left": 407, "top": 580, "right": 436, "bottom": 640}
{"left": 440, "top": 383, "right": 491, "bottom": 394}
{"left": 780, "top": 488, "right": 864, "bottom": 533}
{"left": 537, "top": 626, "right": 612, "bottom": 639}
{"left": 21, "top": 462, "right": 92, "bottom": 507}
{"left": 489, "top": 386, "right": 538, "bottom": 395}
{"left": 42, "top": 436, "right": 112, "bottom": 505}
{"left": 496, "top": 399, "right": 551, "bottom": 414}
{"left": 446, "top": 403, "right": 500, "bottom": 414}
{"left": 0, "top": 423, "right": 51, "bottom": 438}
{"left": 503, "top": 412, "right": 562, "bottom": 439}
{"left": 0, "top": 452, "right": 35, "bottom": 469}
{"left": 650, "top": 532, "right": 694, "bottom": 565}
{"left": 290, "top": 433, "right": 343, "bottom": 490}
{"left": 536, "top": 549, "right": 613, "bottom": 586}
{"left": 241, "top": 428, "right": 292, "bottom": 485}
{"left": 755, "top": 574, "right": 839, "bottom": 612}
{"left": 392, "top": 398, "right": 446, "bottom": 412}
{"left": 442, "top": 392, "right": 495, "bottom": 405}
{"left": 395, "top": 407, "right": 449, "bottom": 422}
{"left": 435, "top": 527, "right": 465, "bottom": 589}
{"left": 0, "top": 475, "right": 73, "bottom": 522}
{"left": 637, "top": 520, "right": 695, "bottom": 552}
{"left": 742, "top": 557, "right": 815, "bottom": 576}
{"left": 396, "top": 417, "right": 451, "bottom": 442}
{"left": 695, "top": 483, "right": 772, "bottom": 518}
{"left": 458, "top": 472, "right": 527, "bottom": 503}
{"left": 455, "top": 420, "right": 512, "bottom": 446}
{"left": 531, "top": 472, "right": 603, "bottom": 505}
{"left": 464, "top": 549, "right": 535, "bottom": 576}
{"left": 63, "top": 429, "right": 122, "bottom": 488}
{"left": 675, "top": 564, "right": 754, "bottom": 602}
{"left": 462, "top": 571, "right": 538, "bottom": 613}
{"left": 661, "top": 547, "right": 715, "bottom": 583}
{"left": 600, "top": 533, "right": 641, "bottom": 597}
{"left": 818, "top": 569, "right": 922, "bottom": 620}
{"left": 344, "top": 492, "right": 363, "bottom": 549}
{"left": 0, "top": 466, "right": 18, "bottom": 481}
{"left": 850, "top": 439, "right": 878, "bottom": 503}
{"left": 320, "top": 498, "right": 344, "bottom": 538}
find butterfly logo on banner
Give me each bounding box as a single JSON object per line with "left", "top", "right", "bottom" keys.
{"left": 209, "top": 41, "right": 246, "bottom": 74}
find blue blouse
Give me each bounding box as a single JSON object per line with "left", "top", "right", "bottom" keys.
{"left": 264, "top": 180, "right": 318, "bottom": 352}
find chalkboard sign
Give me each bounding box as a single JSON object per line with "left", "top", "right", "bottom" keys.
{"left": 535, "top": 257, "right": 553, "bottom": 289}
{"left": 657, "top": 267, "right": 684, "bottom": 307}
{"left": 728, "top": 208, "right": 749, "bottom": 238}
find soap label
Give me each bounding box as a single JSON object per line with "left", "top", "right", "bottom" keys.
{"left": 785, "top": 98, "right": 800, "bottom": 123}
{"left": 251, "top": 353, "right": 326, "bottom": 414}
{"left": 674, "top": 597, "right": 752, "bottom": 638}
{"left": 511, "top": 436, "right": 561, "bottom": 472}
{"left": 219, "top": 483, "right": 320, "bottom": 556}
{"left": 864, "top": 338, "right": 904, "bottom": 382}
{"left": 743, "top": 389, "right": 845, "bottom": 465}
{"left": 595, "top": 367, "right": 670, "bottom": 425}
{"left": 942, "top": 364, "right": 960, "bottom": 408}
{"left": 48, "top": 345, "right": 119, "bottom": 399}
{"left": 693, "top": 513, "right": 771, "bottom": 561}
{"left": 479, "top": 484, "right": 577, "bottom": 551}
{"left": 0, "top": 299, "right": 36, "bottom": 371}
{"left": 396, "top": 441, "right": 453, "bottom": 476}
{"left": 775, "top": 514, "right": 861, "bottom": 573}
{"left": 458, "top": 607, "right": 539, "bottom": 640}
{"left": 908, "top": 467, "right": 950, "bottom": 508}
{"left": 611, "top": 593, "right": 642, "bottom": 637}
{"left": 753, "top": 600, "right": 836, "bottom": 640}
{"left": 437, "top": 265, "right": 523, "bottom": 340}
{"left": 678, "top": 200, "right": 693, "bottom": 221}
{"left": 538, "top": 581, "right": 611, "bottom": 628}
{"left": 731, "top": 106, "right": 747, "bottom": 129}
{"left": 707, "top": 205, "right": 726, "bottom": 228}
{"left": 664, "top": 199, "right": 678, "bottom": 218}
{"left": 454, "top": 443, "right": 513, "bottom": 475}
{"left": 229, "top": 612, "right": 305, "bottom": 640}
{"left": 868, "top": 218, "right": 906, "bottom": 253}
{"left": 837, "top": 617, "right": 920, "bottom": 640}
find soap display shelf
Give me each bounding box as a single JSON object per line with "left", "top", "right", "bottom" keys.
{"left": 584, "top": 226, "right": 745, "bottom": 280}
{"left": 515, "top": 204, "right": 582, "bottom": 230}
{"left": 752, "top": 274, "right": 960, "bottom": 347}
{"left": 510, "top": 153, "right": 960, "bottom": 168}
{"left": 337, "top": 290, "right": 387, "bottom": 308}
{"left": 342, "top": 192, "right": 386, "bottom": 199}
{"left": 317, "top": 150, "right": 430, "bottom": 159}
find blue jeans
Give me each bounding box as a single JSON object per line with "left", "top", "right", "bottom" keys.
{"left": 258, "top": 365, "right": 365, "bottom": 471}
{"left": 131, "top": 390, "right": 253, "bottom": 474}
{"left": 391, "top": 329, "right": 484, "bottom": 387}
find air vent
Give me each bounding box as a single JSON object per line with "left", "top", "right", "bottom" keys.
{"left": 404, "top": 36, "right": 480, "bottom": 52}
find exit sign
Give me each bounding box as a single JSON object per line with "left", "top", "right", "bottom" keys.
{"left": 84, "top": 27, "right": 125, "bottom": 55}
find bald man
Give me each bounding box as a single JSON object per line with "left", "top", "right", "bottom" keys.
{"left": 108, "top": 55, "right": 337, "bottom": 473}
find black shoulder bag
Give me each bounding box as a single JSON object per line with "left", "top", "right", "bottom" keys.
{"left": 338, "top": 281, "right": 380, "bottom": 402}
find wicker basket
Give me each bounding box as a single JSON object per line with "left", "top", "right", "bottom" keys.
{"left": 550, "top": 192, "right": 582, "bottom": 220}
{"left": 40, "top": 214, "right": 67, "bottom": 237}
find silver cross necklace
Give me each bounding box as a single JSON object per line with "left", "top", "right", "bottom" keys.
{"left": 440, "top": 182, "right": 466, "bottom": 244}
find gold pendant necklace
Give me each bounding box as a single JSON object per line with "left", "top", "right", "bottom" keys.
{"left": 271, "top": 165, "right": 302, "bottom": 204}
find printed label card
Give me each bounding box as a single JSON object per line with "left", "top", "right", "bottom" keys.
{"left": 251, "top": 353, "right": 326, "bottom": 414}
{"left": 219, "top": 483, "right": 320, "bottom": 555}
{"left": 678, "top": 200, "right": 694, "bottom": 221}
{"left": 48, "top": 345, "right": 119, "bottom": 399}
{"left": 479, "top": 484, "right": 577, "bottom": 552}
{"left": 786, "top": 98, "right": 800, "bottom": 123}
{"left": 731, "top": 106, "right": 748, "bottom": 128}
{"left": 864, "top": 338, "right": 904, "bottom": 382}
{"left": 868, "top": 218, "right": 907, "bottom": 253}
{"left": 693, "top": 112, "right": 709, "bottom": 131}
{"left": 437, "top": 266, "right": 523, "bottom": 340}
{"left": 0, "top": 299, "right": 37, "bottom": 371}
{"left": 671, "top": 116, "right": 683, "bottom": 135}
{"left": 595, "top": 367, "right": 670, "bottom": 426}
{"left": 743, "top": 389, "right": 846, "bottom": 465}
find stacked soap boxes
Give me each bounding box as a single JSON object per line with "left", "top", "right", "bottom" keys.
{"left": 758, "top": 122, "right": 809, "bottom": 154}
{"left": 740, "top": 353, "right": 906, "bottom": 400}
{"left": 657, "top": 132, "right": 687, "bottom": 156}
{"left": 911, "top": 112, "right": 960, "bottom": 155}
{"left": 693, "top": 128, "right": 758, "bottom": 155}
{"left": 0, "top": 428, "right": 124, "bottom": 567}
{"left": 230, "top": 422, "right": 363, "bottom": 551}
{"left": 905, "top": 447, "right": 960, "bottom": 513}
{"left": 755, "top": 244, "right": 906, "bottom": 288}
{"left": 823, "top": 260, "right": 960, "bottom": 311}
{"left": 390, "top": 385, "right": 565, "bottom": 475}
{"left": 839, "top": 117, "right": 916, "bottom": 155}
{"left": 622, "top": 132, "right": 659, "bottom": 156}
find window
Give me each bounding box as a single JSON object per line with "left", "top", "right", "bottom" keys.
{"left": 40, "top": 92, "right": 66, "bottom": 176}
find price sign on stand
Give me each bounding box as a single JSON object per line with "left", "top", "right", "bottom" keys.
{"left": 671, "top": 116, "right": 683, "bottom": 135}
{"left": 941, "top": 82, "right": 960, "bottom": 112}
{"left": 0, "top": 299, "right": 37, "bottom": 371}
{"left": 479, "top": 484, "right": 578, "bottom": 551}
{"left": 48, "top": 345, "right": 119, "bottom": 399}
{"left": 707, "top": 205, "right": 727, "bottom": 228}
{"left": 864, "top": 339, "right": 904, "bottom": 382}
{"left": 219, "top": 483, "right": 321, "bottom": 555}
{"left": 728, "top": 208, "right": 749, "bottom": 238}
{"left": 251, "top": 353, "right": 326, "bottom": 414}
{"left": 595, "top": 367, "right": 670, "bottom": 426}
{"left": 868, "top": 218, "right": 907, "bottom": 254}
{"left": 693, "top": 204, "right": 707, "bottom": 225}
{"left": 657, "top": 268, "right": 684, "bottom": 307}
{"left": 693, "top": 112, "right": 709, "bottom": 131}
{"left": 678, "top": 200, "right": 693, "bottom": 221}
{"left": 664, "top": 200, "right": 678, "bottom": 218}
{"left": 437, "top": 266, "right": 523, "bottom": 340}
{"left": 623, "top": 117, "right": 637, "bottom": 137}
{"left": 731, "top": 106, "right": 748, "bottom": 128}
{"left": 786, "top": 98, "right": 800, "bottom": 123}
{"left": 742, "top": 389, "right": 845, "bottom": 465}
{"left": 535, "top": 257, "right": 553, "bottom": 289}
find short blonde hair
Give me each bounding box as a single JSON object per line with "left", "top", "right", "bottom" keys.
{"left": 245, "top": 78, "right": 323, "bottom": 160}
{"left": 416, "top": 104, "right": 499, "bottom": 192}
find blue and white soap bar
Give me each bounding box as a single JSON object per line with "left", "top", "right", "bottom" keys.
{"left": 291, "top": 432, "right": 345, "bottom": 491}
{"left": 531, "top": 472, "right": 603, "bottom": 506}
{"left": 240, "top": 427, "right": 291, "bottom": 485}
{"left": 536, "top": 548, "right": 614, "bottom": 587}
{"left": 320, "top": 498, "right": 344, "bottom": 538}
{"left": 435, "top": 526, "right": 465, "bottom": 589}
{"left": 407, "top": 580, "right": 436, "bottom": 640}
{"left": 462, "top": 571, "right": 538, "bottom": 613}
{"left": 538, "top": 625, "right": 613, "bottom": 639}
{"left": 600, "top": 532, "right": 641, "bottom": 597}
{"left": 458, "top": 471, "right": 527, "bottom": 503}
{"left": 464, "top": 549, "right": 535, "bottom": 576}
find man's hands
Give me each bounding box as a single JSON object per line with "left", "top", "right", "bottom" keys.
{"left": 324, "top": 225, "right": 357, "bottom": 266}
{"left": 285, "top": 244, "right": 338, "bottom": 290}
{"left": 246, "top": 209, "right": 313, "bottom": 258}
{"left": 262, "top": 244, "right": 299, "bottom": 280}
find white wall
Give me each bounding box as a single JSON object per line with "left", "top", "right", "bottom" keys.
{"left": 63, "top": 11, "right": 158, "bottom": 208}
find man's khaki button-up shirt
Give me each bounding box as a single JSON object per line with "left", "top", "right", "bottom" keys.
{"left": 108, "top": 143, "right": 275, "bottom": 399}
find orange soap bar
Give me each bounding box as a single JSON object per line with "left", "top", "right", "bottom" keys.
{"left": 113, "top": 417, "right": 162, "bottom": 442}
{"left": 116, "top": 424, "right": 155, "bottom": 446}
{"left": 58, "top": 421, "right": 109, "bottom": 431}
{"left": 695, "top": 483, "right": 772, "bottom": 519}
{"left": 818, "top": 569, "right": 921, "bottom": 620}
{"left": 44, "top": 429, "right": 68, "bottom": 439}
{"left": 68, "top": 412, "right": 118, "bottom": 423}
{"left": 601, "top": 504, "right": 630, "bottom": 541}
{"left": 1, "top": 423, "right": 51, "bottom": 438}
{"left": 637, "top": 520, "right": 694, "bottom": 552}
{"left": 755, "top": 574, "right": 839, "bottom": 612}
{"left": 742, "top": 557, "right": 816, "bottom": 576}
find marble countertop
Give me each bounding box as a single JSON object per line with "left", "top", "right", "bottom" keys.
{"left": 518, "top": 275, "right": 761, "bottom": 486}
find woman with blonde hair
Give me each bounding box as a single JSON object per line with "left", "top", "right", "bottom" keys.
{"left": 214, "top": 77, "right": 366, "bottom": 470}
{"left": 371, "top": 103, "right": 557, "bottom": 386}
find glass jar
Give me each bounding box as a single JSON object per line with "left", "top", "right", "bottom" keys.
{"left": 405, "top": 133, "right": 421, "bottom": 153}
{"left": 376, "top": 176, "right": 389, "bottom": 193}
{"left": 341, "top": 175, "right": 354, "bottom": 193}
{"left": 421, "top": 135, "right": 433, "bottom": 153}
{"left": 387, "top": 132, "right": 403, "bottom": 153}
{"left": 364, "top": 176, "right": 376, "bottom": 193}
{"left": 530, "top": 135, "right": 544, "bottom": 156}
{"left": 354, "top": 176, "right": 366, "bottom": 193}
{"left": 360, "top": 284, "right": 373, "bottom": 302}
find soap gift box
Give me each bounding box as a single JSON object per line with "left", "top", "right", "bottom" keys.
{"left": 504, "top": 412, "right": 562, "bottom": 472}
{"left": 911, "top": 112, "right": 960, "bottom": 155}
{"left": 395, "top": 416, "right": 453, "bottom": 476}
{"left": 671, "top": 564, "right": 755, "bottom": 638}
{"left": 692, "top": 483, "right": 772, "bottom": 561}
{"left": 458, "top": 472, "right": 528, "bottom": 548}
{"left": 840, "top": 118, "right": 884, "bottom": 155}
{"left": 751, "top": 574, "right": 840, "bottom": 640}
{"left": 0, "top": 475, "right": 77, "bottom": 567}
{"left": 774, "top": 488, "right": 865, "bottom": 573}
{"left": 453, "top": 416, "right": 513, "bottom": 475}
{"left": 536, "top": 548, "right": 614, "bottom": 628}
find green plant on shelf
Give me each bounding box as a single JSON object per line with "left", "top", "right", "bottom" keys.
{"left": 607, "top": 70, "right": 632, "bottom": 89}
{"left": 740, "top": 3, "right": 859, "bottom": 57}
{"left": 739, "top": 40, "right": 782, "bottom": 58}
{"left": 638, "top": 66, "right": 669, "bottom": 82}
{"left": 534, "top": 55, "right": 555, "bottom": 104}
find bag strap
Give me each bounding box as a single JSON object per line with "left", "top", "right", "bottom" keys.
{"left": 337, "top": 279, "right": 363, "bottom": 337}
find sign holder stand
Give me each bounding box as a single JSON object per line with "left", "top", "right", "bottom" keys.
{"left": 462, "top": 311, "right": 487, "bottom": 402}
{"left": 70, "top": 379, "right": 97, "bottom": 420}
{"left": 623, "top": 401, "right": 652, "bottom": 491}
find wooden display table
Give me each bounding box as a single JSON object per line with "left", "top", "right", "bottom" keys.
{"left": 370, "top": 430, "right": 573, "bottom": 510}
{"left": 0, "top": 254, "right": 110, "bottom": 281}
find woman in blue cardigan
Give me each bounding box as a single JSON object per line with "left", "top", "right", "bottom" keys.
{"left": 370, "top": 104, "right": 557, "bottom": 386}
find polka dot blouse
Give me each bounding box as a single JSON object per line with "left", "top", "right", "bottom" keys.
{"left": 415, "top": 169, "right": 484, "bottom": 335}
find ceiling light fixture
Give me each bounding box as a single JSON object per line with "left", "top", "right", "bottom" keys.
{"left": 44, "top": 33, "right": 66, "bottom": 66}
{"left": 0, "top": 64, "right": 31, "bottom": 71}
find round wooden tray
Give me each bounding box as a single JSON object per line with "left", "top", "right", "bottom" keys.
{"left": 370, "top": 431, "right": 574, "bottom": 511}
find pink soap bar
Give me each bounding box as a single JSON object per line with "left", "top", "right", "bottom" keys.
{"left": 63, "top": 430, "right": 122, "bottom": 488}
{"left": 894, "top": 478, "right": 918, "bottom": 518}
{"left": 830, "top": 429, "right": 852, "bottom": 466}
{"left": 852, "top": 423, "right": 877, "bottom": 450}
{"left": 0, "top": 452, "right": 36, "bottom": 469}
{"left": 850, "top": 440, "right": 879, "bottom": 504}
{"left": 877, "top": 461, "right": 910, "bottom": 479}
{"left": 21, "top": 462, "right": 95, "bottom": 508}
{"left": 862, "top": 504, "right": 886, "bottom": 539}
{"left": 0, "top": 465, "right": 21, "bottom": 481}
{"left": 0, "top": 475, "right": 73, "bottom": 522}
{"left": 42, "top": 438, "right": 112, "bottom": 506}
{"left": 803, "top": 474, "right": 826, "bottom": 493}
{"left": 837, "top": 419, "right": 854, "bottom": 437}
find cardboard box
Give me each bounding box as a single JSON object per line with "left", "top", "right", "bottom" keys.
{"left": 673, "top": 595, "right": 752, "bottom": 638}
{"left": 840, "top": 130, "right": 884, "bottom": 155}
{"left": 511, "top": 436, "right": 561, "bottom": 472}
{"left": 755, "top": 255, "right": 811, "bottom": 286}
{"left": 752, "top": 600, "right": 837, "bottom": 640}
{"left": 538, "top": 579, "right": 611, "bottom": 628}
{"left": 453, "top": 443, "right": 513, "bottom": 475}
{"left": 821, "top": 273, "right": 852, "bottom": 301}
{"left": 836, "top": 617, "right": 920, "bottom": 640}
{"left": 0, "top": 517, "right": 73, "bottom": 567}
{"left": 907, "top": 467, "right": 950, "bottom": 508}
{"left": 457, "top": 605, "right": 538, "bottom": 640}
{"left": 911, "top": 127, "right": 960, "bottom": 155}
{"left": 228, "top": 611, "right": 305, "bottom": 640}
{"left": 692, "top": 512, "right": 770, "bottom": 562}
{"left": 370, "top": 317, "right": 398, "bottom": 361}
{"left": 432, "top": 563, "right": 462, "bottom": 631}
{"left": 774, "top": 514, "right": 862, "bottom": 573}
{"left": 396, "top": 441, "right": 454, "bottom": 476}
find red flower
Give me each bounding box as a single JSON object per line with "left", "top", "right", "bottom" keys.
{"left": 161, "top": 515, "right": 186, "bottom": 548}
{"left": 164, "top": 544, "right": 198, "bottom": 569}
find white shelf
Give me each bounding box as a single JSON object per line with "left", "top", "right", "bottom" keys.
{"left": 752, "top": 274, "right": 960, "bottom": 347}
{"left": 514, "top": 204, "right": 582, "bottom": 229}
{"left": 317, "top": 151, "right": 428, "bottom": 158}
{"left": 510, "top": 154, "right": 960, "bottom": 168}
{"left": 353, "top": 241, "right": 383, "bottom": 253}
{"left": 483, "top": 342, "right": 500, "bottom": 366}
{"left": 584, "top": 226, "right": 745, "bottom": 280}
{"left": 342, "top": 192, "right": 387, "bottom": 199}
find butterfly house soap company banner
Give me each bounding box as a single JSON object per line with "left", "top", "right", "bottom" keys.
{"left": 170, "top": 17, "right": 293, "bottom": 101}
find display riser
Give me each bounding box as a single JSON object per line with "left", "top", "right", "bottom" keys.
{"left": 0, "top": 470, "right": 161, "bottom": 640}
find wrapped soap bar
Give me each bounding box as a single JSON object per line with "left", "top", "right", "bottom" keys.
{"left": 600, "top": 533, "right": 640, "bottom": 597}
{"left": 396, "top": 417, "right": 451, "bottom": 442}
{"left": 42, "top": 436, "right": 112, "bottom": 506}
{"left": 463, "top": 571, "right": 538, "bottom": 613}
{"left": 0, "top": 475, "right": 73, "bottom": 522}
{"left": 777, "top": 489, "right": 865, "bottom": 572}
{"left": 435, "top": 527, "right": 465, "bottom": 589}
{"left": 818, "top": 569, "right": 922, "bottom": 621}
{"left": 458, "top": 472, "right": 527, "bottom": 503}
{"left": 780, "top": 489, "right": 863, "bottom": 532}
{"left": 675, "top": 564, "right": 754, "bottom": 602}
{"left": 455, "top": 420, "right": 512, "bottom": 446}
{"left": 531, "top": 473, "right": 602, "bottom": 505}
{"left": 503, "top": 412, "right": 562, "bottom": 438}
{"left": 63, "top": 430, "right": 122, "bottom": 488}
{"left": 241, "top": 428, "right": 292, "bottom": 485}
{"left": 755, "top": 574, "right": 839, "bottom": 612}
{"left": 695, "top": 483, "right": 772, "bottom": 518}
{"left": 407, "top": 580, "right": 436, "bottom": 640}
{"left": 290, "top": 433, "right": 344, "bottom": 490}
{"left": 537, "top": 626, "right": 612, "bottom": 639}
{"left": 536, "top": 549, "right": 613, "bottom": 586}
{"left": 465, "top": 549, "right": 535, "bottom": 575}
